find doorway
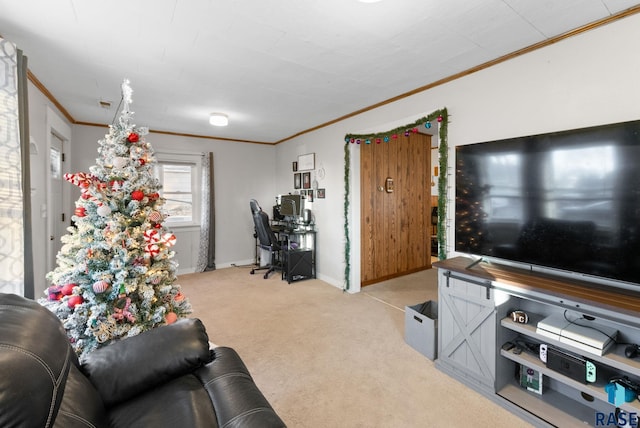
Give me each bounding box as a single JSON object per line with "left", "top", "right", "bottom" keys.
{"left": 48, "top": 132, "right": 65, "bottom": 272}
{"left": 45, "top": 107, "right": 71, "bottom": 279}
{"left": 360, "top": 132, "right": 432, "bottom": 286}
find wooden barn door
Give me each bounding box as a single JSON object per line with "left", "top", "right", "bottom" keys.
{"left": 360, "top": 133, "right": 432, "bottom": 286}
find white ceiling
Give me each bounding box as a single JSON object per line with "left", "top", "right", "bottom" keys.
{"left": 1, "top": 0, "right": 639, "bottom": 144}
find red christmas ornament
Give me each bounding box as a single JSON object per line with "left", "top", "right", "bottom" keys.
{"left": 162, "top": 233, "right": 177, "bottom": 247}
{"left": 75, "top": 207, "right": 86, "bottom": 217}
{"left": 148, "top": 211, "right": 162, "bottom": 223}
{"left": 392, "top": 134, "right": 398, "bottom": 139}
{"left": 145, "top": 243, "right": 160, "bottom": 257}
{"left": 47, "top": 285, "right": 63, "bottom": 301}
{"left": 376, "top": 138, "right": 381, "bottom": 144}
{"left": 165, "top": 312, "right": 178, "bottom": 325}
{"left": 437, "top": 115, "right": 443, "bottom": 123}
{"left": 61, "top": 283, "right": 76, "bottom": 296}
{"left": 412, "top": 128, "right": 419, "bottom": 133}
{"left": 67, "top": 295, "right": 84, "bottom": 309}
{"left": 127, "top": 132, "right": 140, "bottom": 143}
{"left": 131, "top": 190, "right": 145, "bottom": 201}
{"left": 147, "top": 192, "right": 159, "bottom": 200}
{"left": 144, "top": 229, "right": 160, "bottom": 243}
{"left": 139, "top": 158, "right": 146, "bottom": 166}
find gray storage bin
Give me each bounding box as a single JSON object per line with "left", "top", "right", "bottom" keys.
{"left": 404, "top": 300, "right": 438, "bottom": 360}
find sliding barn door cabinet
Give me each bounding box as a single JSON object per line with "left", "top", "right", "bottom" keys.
{"left": 435, "top": 257, "right": 640, "bottom": 427}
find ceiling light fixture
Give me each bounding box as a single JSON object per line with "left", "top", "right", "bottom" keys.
{"left": 209, "top": 113, "right": 229, "bottom": 126}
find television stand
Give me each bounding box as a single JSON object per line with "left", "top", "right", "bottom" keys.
{"left": 434, "top": 257, "right": 640, "bottom": 427}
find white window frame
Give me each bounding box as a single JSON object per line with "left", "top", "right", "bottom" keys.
{"left": 154, "top": 151, "right": 202, "bottom": 228}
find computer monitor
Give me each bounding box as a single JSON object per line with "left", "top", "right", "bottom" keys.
{"left": 279, "top": 194, "right": 302, "bottom": 217}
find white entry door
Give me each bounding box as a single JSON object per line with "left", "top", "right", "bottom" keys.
{"left": 47, "top": 132, "right": 65, "bottom": 273}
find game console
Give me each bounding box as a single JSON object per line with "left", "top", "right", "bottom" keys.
{"left": 535, "top": 313, "right": 617, "bottom": 356}
{"left": 545, "top": 346, "right": 597, "bottom": 383}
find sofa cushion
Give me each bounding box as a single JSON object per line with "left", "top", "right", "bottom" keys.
{"left": 195, "top": 347, "right": 286, "bottom": 428}
{"left": 108, "top": 374, "right": 218, "bottom": 428}
{"left": 81, "top": 318, "right": 212, "bottom": 407}
{"left": 0, "top": 293, "right": 75, "bottom": 427}
{"left": 53, "top": 363, "right": 108, "bottom": 428}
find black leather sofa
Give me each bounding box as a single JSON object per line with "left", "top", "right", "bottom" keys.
{"left": 0, "top": 292, "right": 286, "bottom": 428}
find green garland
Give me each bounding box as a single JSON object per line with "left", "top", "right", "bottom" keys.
{"left": 343, "top": 108, "right": 449, "bottom": 291}
{"left": 343, "top": 142, "right": 351, "bottom": 292}
{"left": 436, "top": 108, "right": 448, "bottom": 260}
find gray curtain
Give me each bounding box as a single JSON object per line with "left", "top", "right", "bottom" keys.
{"left": 0, "top": 39, "right": 33, "bottom": 297}
{"left": 18, "top": 49, "right": 33, "bottom": 298}
{"left": 196, "top": 152, "right": 215, "bottom": 272}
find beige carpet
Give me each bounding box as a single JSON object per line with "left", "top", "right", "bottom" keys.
{"left": 178, "top": 266, "right": 532, "bottom": 428}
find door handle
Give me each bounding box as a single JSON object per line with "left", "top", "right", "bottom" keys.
{"left": 385, "top": 177, "right": 394, "bottom": 193}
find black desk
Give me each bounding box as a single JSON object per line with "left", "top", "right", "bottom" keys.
{"left": 276, "top": 227, "right": 316, "bottom": 283}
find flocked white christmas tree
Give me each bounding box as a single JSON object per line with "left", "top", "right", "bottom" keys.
{"left": 42, "top": 80, "right": 192, "bottom": 361}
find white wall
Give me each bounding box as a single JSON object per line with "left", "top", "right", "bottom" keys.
{"left": 276, "top": 13, "right": 640, "bottom": 292}
{"left": 71, "top": 126, "right": 277, "bottom": 272}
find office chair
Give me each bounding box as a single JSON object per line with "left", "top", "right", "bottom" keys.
{"left": 250, "top": 199, "right": 261, "bottom": 216}
{"left": 249, "top": 199, "right": 283, "bottom": 279}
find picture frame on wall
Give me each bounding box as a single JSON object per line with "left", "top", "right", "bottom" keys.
{"left": 308, "top": 190, "right": 314, "bottom": 202}
{"left": 292, "top": 161, "right": 298, "bottom": 172}
{"left": 317, "top": 188, "right": 325, "bottom": 198}
{"left": 300, "top": 190, "right": 307, "bottom": 196}
{"left": 302, "top": 172, "right": 311, "bottom": 189}
{"left": 294, "top": 173, "right": 301, "bottom": 189}
{"left": 298, "top": 153, "right": 315, "bottom": 171}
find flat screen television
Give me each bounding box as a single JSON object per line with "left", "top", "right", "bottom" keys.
{"left": 455, "top": 119, "right": 640, "bottom": 290}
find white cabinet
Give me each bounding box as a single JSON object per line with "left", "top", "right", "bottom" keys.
{"left": 435, "top": 257, "right": 640, "bottom": 428}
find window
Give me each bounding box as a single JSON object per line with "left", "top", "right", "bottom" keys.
{"left": 154, "top": 153, "right": 202, "bottom": 226}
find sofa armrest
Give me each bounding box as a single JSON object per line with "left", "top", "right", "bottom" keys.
{"left": 0, "top": 293, "right": 76, "bottom": 427}
{"left": 195, "top": 346, "right": 286, "bottom": 428}
{"left": 81, "top": 318, "right": 212, "bottom": 407}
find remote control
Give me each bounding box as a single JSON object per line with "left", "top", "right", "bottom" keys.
{"left": 539, "top": 344, "right": 547, "bottom": 363}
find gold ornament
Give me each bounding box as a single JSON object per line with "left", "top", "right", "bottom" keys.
{"left": 93, "top": 318, "right": 117, "bottom": 343}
